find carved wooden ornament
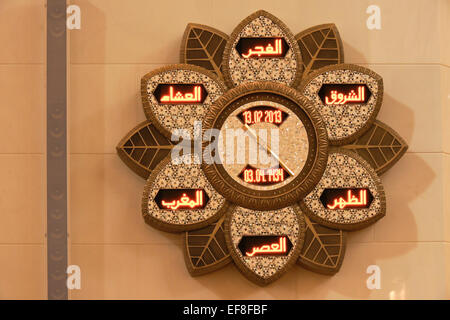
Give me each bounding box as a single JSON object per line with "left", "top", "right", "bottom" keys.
{"left": 116, "top": 10, "right": 407, "bottom": 285}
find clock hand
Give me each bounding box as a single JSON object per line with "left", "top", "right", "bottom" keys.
{"left": 243, "top": 124, "right": 294, "bottom": 176}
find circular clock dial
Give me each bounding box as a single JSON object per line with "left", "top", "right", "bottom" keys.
{"left": 218, "top": 100, "right": 309, "bottom": 191}
{"left": 202, "top": 82, "right": 328, "bottom": 210}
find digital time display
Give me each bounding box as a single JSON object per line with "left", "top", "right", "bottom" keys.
{"left": 237, "top": 106, "right": 289, "bottom": 126}
{"left": 238, "top": 165, "right": 290, "bottom": 185}
{"left": 153, "top": 84, "right": 207, "bottom": 104}
{"left": 154, "top": 189, "right": 209, "bottom": 210}
{"left": 238, "top": 235, "right": 292, "bottom": 257}
{"left": 235, "top": 37, "right": 289, "bottom": 59}
{"left": 318, "top": 84, "right": 371, "bottom": 105}
{"left": 320, "top": 188, "right": 373, "bottom": 210}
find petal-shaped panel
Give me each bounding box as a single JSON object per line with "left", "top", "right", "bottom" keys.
{"left": 225, "top": 204, "right": 305, "bottom": 286}
{"left": 222, "top": 10, "right": 303, "bottom": 88}
{"left": 299, "top": 64, "right": 383, "bottom": 145}
{"left": 297, "top": 215, "right": 346, "bottom": 275}
{"left": 342, "top": 120, "right": 408, "bottom": 175}
{"left": 183, "top": 215, "right": 232, "bottom": 276}
{"left": 116, "top": 120, "right": 175, "bottom": 179}
{"left": 299, "top": 148, "right": 386, "bottom": 231}
{"left": 180, "top": 23, "right": 229, "bottom": 78}
{"left": 141, "top": 64, "right": 227, "bottom": 139}
{"left": 295, "top": 23, "right": 344, "bottom": 76}
{"left": 142, "top": 154, "right": 230, "bottom": 232}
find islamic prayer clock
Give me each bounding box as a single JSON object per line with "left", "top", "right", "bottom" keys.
{"left": 116, "top": 10, "right": 408, "bottom": 286}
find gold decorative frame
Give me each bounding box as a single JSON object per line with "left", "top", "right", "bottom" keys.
{"left": 202, "top": 81, "right": 329, "bottom": 211}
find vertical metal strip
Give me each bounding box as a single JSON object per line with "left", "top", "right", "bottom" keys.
{"left": 47, "top": 0, "right": 68, "bottom": 300}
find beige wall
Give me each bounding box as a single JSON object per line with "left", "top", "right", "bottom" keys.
{"left": 0, "top": 0, "right": 47, "bottom": 299}
{"left": 0, "top": 0, "right": 448, "bottom": 299}
{"left": 442, "top": 0, "right": 450, "bottom": 298}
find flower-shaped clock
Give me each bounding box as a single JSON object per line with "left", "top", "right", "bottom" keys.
{"left": 117, "top": 11, "right": 408, "bottom": 286}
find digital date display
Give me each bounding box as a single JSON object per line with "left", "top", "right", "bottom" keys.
{"left": 238, "top": 165, "right": 290, "bottom": 185}
{"left": 237, "top": 106, "right": 288, "bottom": 126}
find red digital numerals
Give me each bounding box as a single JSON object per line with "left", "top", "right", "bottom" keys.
{"left": 238, "top": 165, "right": 289, "bottom": 185}
{"left": 242, "top": 109, "right": 282, "bottom": 125}
{"left": 237, "top": 106, "right": 288, "bottom": 126}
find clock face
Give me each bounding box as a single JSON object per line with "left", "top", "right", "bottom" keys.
{"left": 218, "top": 99, "right": 309, "bottom": 191}
{"left": 202, "top": 82, "right": 328, "bottom": 210}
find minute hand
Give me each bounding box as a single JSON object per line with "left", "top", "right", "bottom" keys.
{"left": 243, "top": 124, "right": 294, "bottom": 176}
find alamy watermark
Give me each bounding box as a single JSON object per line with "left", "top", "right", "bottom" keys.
{"left": 366, "top": 264, "right": 381, "bottom": 290}
{"left": 170, "top": 121, "right": 281, "bottom": 169}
